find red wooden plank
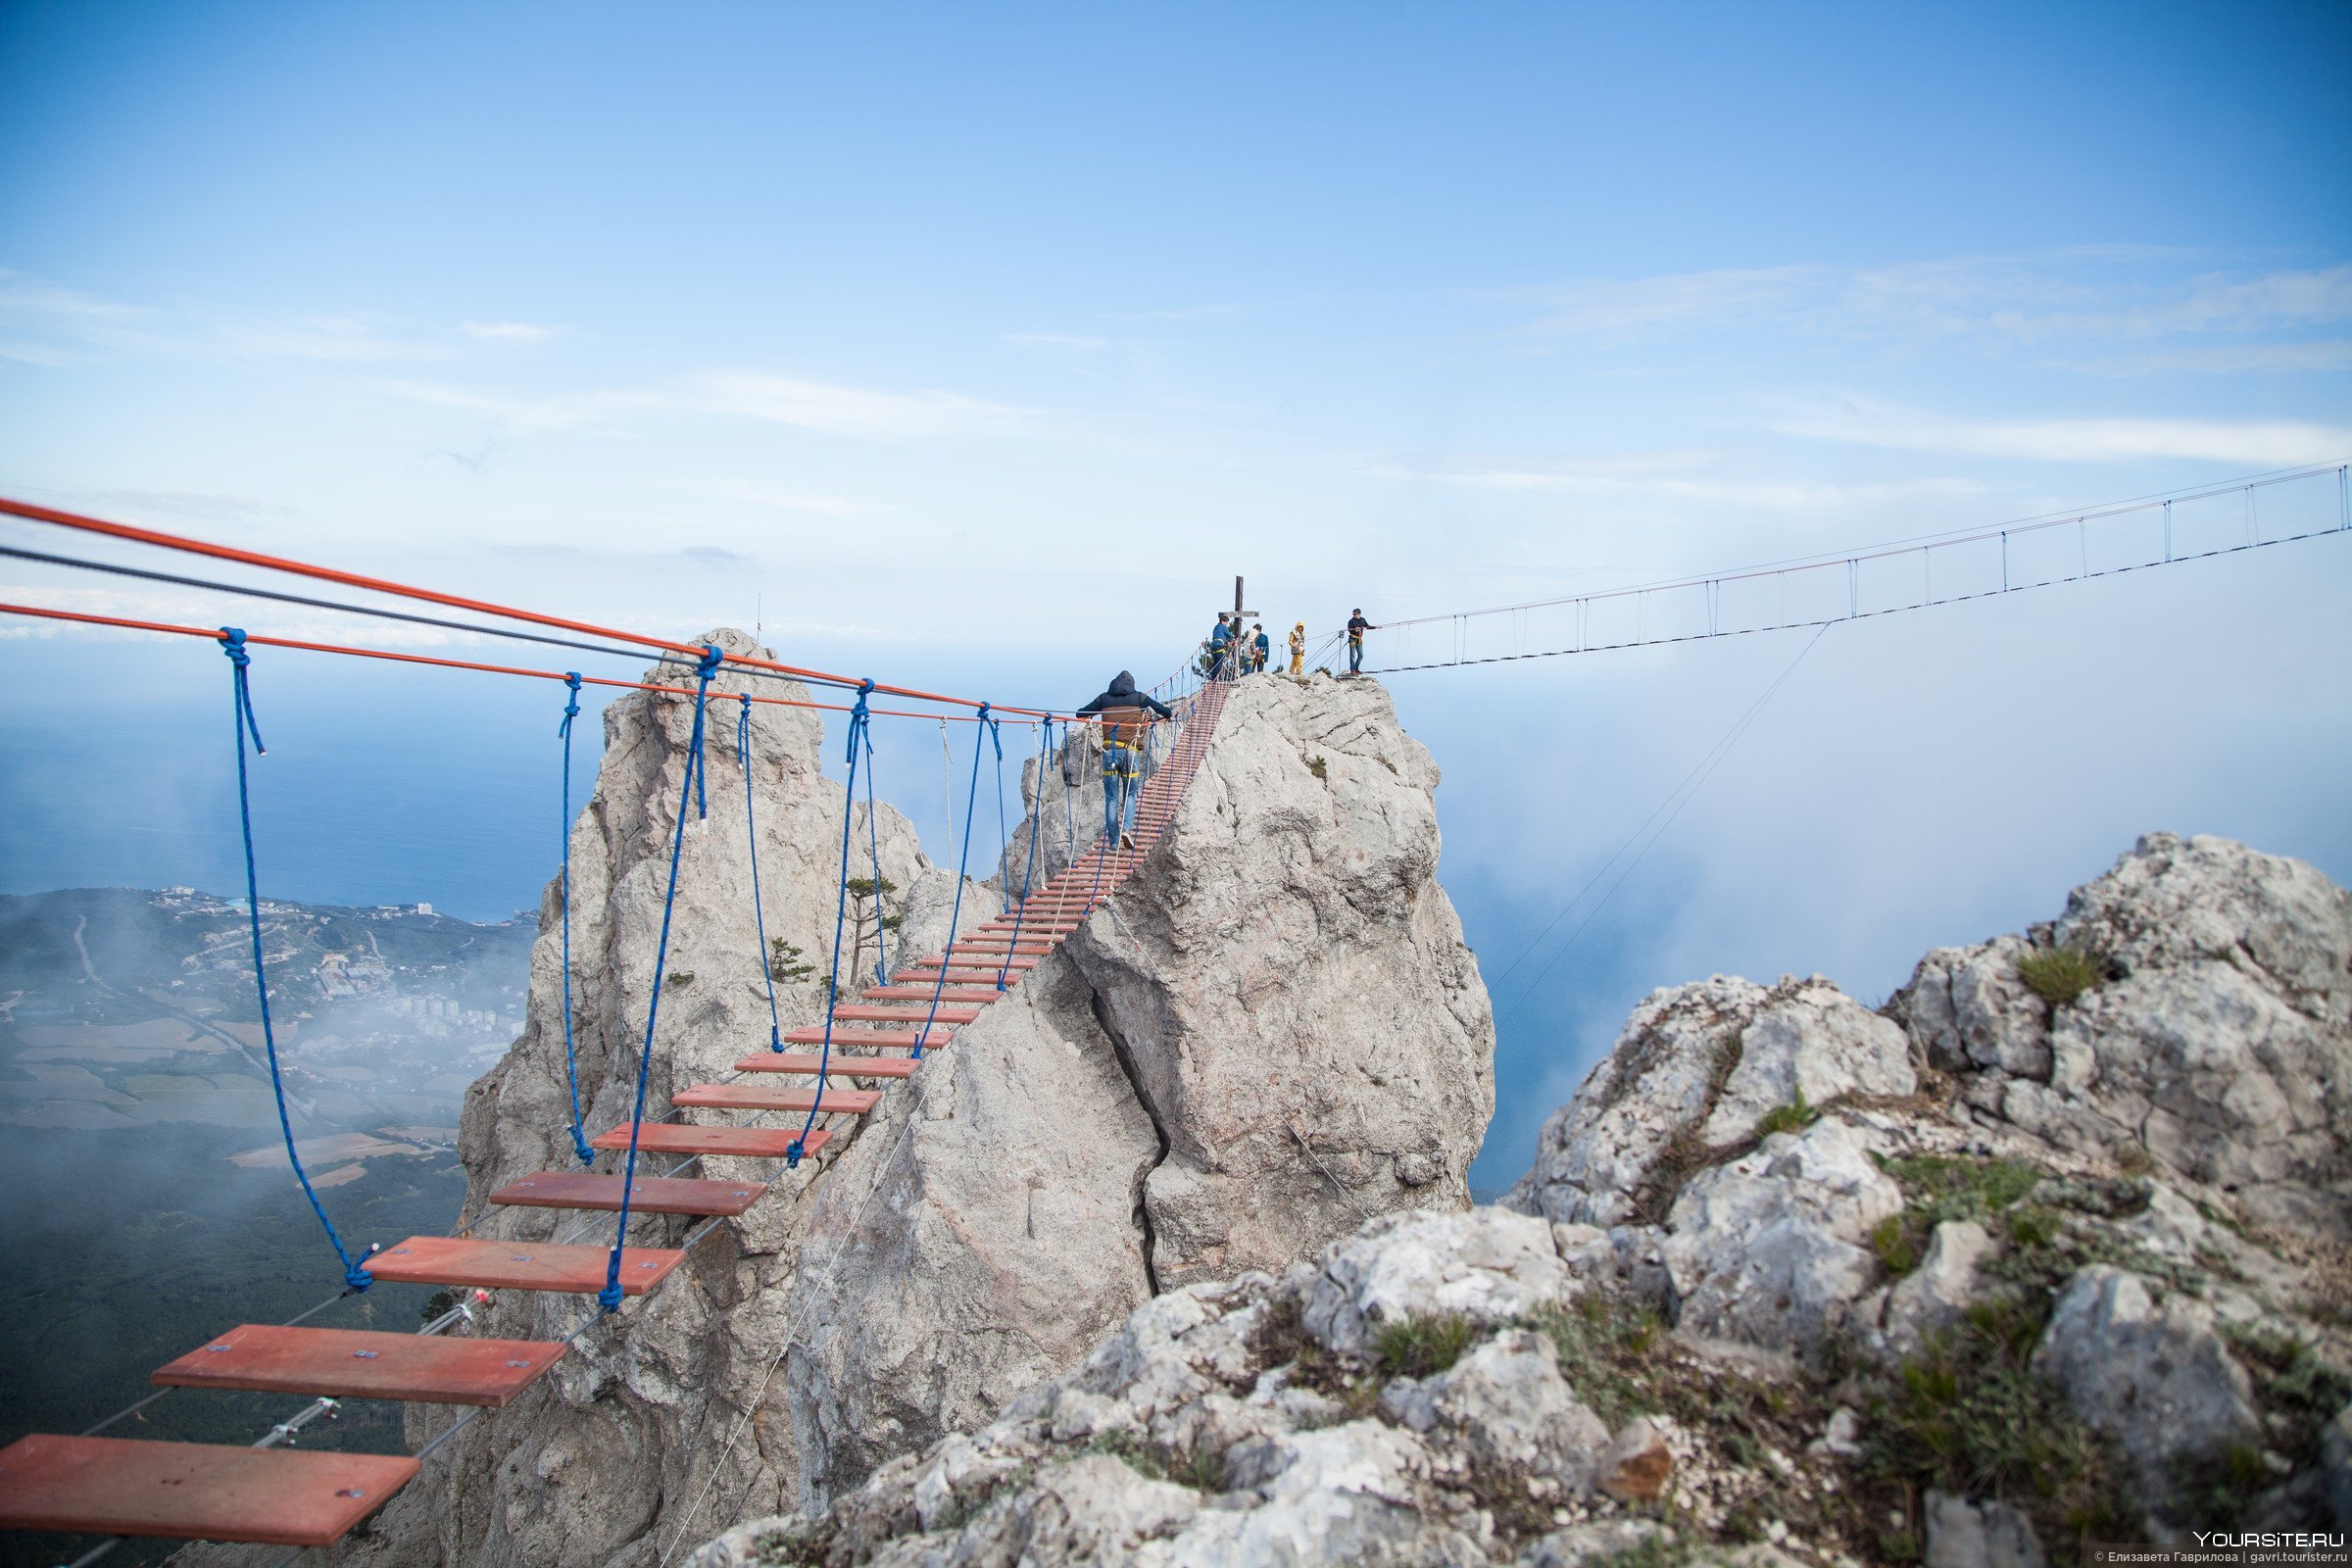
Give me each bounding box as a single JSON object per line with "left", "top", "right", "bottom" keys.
{"left": 902, "top": 957, "right": 1036, "bottom": 974}
{"left": 488, "top": 1170, "right": 766, "bottom": 1216}
{"left": 783, "top": 1025, "right": 952, "bottom": 1048}
{"left": 735, "top": 1053, "right": 919, "bottom": 1078}
{"left": 152, "top": 1324, "right": 564, "bottom": 1406}
{"left": 590, "top": 1124, "right": 830, "bottom": 1158}
{"left": 830, "top": 1004, "right": 982, "bottom": 1023}
{"left": 670, "top": 1083, "right": 881, "bottom": 1114}
{"left": 0, "top": 1434, "right": 418, "bottom": 1546}
{"left": 859, "top": 985, "right": 1003, "bottom": 1002}
{"left": 361, "top": 1235, "right": 682, "bottom": 1296}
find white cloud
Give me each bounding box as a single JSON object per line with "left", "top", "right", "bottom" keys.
{"left": 368, "top": 369, "right": 1031, "bottom": 442}
{"left": 712, "top": 481, "right": 890, "bottom": 516}
{"left": 1779, "top": 399, "right": 2352, "bottom": 466}
{"left": 1003, "top": 331, "right": 1114, "bottom": 351}
{"left": 461, "top": 320, "right": 564, "bottom": 343}
{"left": 693, "top": 372, "right": 1029, "bottom": 440}
{"left": 1364, "top": 452, "right": 1987, "bottom": 511}
{"left": 221, "top": 316, "right": 448, "bottom": 363}
{"left": 1518, "top": 256, "right": 2352, "bottom": 353}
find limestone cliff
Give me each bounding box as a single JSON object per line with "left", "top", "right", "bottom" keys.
{"left": 237, "top": 654, "right": 1490, "bottom": 1568}
{"left": 691, "top": 833, "right": 2352, "bottom": 1567}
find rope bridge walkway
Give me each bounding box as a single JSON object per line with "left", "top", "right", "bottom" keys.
{"left": 0, "top": 494, "right": 1236, "bottom": 1560}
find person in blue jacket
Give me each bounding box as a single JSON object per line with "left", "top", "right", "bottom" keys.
{"left": 1206, "top": 613, "right": 1235, "bottom": 680}
{"left": 1076, "top": 671, "right": 1174, "bottom": 848}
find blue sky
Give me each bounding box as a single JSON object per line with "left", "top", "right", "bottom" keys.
{"left": 3, "top": 0, "right": 2349, "bottom": 1186}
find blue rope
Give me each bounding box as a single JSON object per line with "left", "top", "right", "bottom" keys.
{"left": 220, "top": 629, "right": 372, "bottom": 1294}
{"left": 789, "top": 679, "right": 874, "bottom": 1166}
{"left": 862, "top": 718, "right": 889, "bottom": 987}
{"left": 739, "top": 697, "right": 783, "bottom": 1054}
{"left": 558, "top": 673, "right": 595, "bottom": 1164}
{"left": 602, "top": 644, "right": 723, "bottom": 1312}
{"left": 912, "top": 706, "right": 990, "bottom": 1061}
{"left": 996, "top": 717, "right": 1051, "bottom": 992}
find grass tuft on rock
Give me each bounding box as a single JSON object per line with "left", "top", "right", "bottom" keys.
{"left": 1871, "top": 1152, "right": 2044, "bottom": 1277}
{"left": 1372, "top": 1310, "right": 1478, "bottom": 1380}
{"left": 2016, "top": 946, "right": 2105, "bottom": 1007}
{"left": 1861, "top": 1294, "right": 2128, "bottom": 1564}
{"left": 1756, "top": 1094, "right": 1820, "bottom": 1138}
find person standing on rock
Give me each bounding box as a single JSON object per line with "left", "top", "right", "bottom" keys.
{"left": 1077, "top": 671, "right": 1173, "bottom": 850}
{"left": 1207, "top": 613, "right": 1235, "bottom": 680}
{"left": 1250, "top": 622, "right": 1270, "bottom": 673}
{"left": 1288, "top": 620, "right": 1306, "bottom": 675}
{"left": 1346, "top": 608, "right": 1375, "bottom": 675}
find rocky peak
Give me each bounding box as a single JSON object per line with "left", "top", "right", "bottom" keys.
{"left": 693, "top": 832, "right": 2352, "bottom": 1566}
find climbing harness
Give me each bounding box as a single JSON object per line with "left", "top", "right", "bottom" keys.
{"left": 789, "top": 679, "right": 875, "bottom": 1166}
{"left": 220, "top": 628, "right": 374, "bottom": 1294}
{"left": 558, "top": 673, "right": 596, "bottom": 1163}
{"left": 602, "top": 643, "right": 724, "bottom": 1311}
{"left": 910, "top": 705, "right": 990, "bottom": 1061}
{"left": 738, "top": 696, "right": 784, "bottom": 1054}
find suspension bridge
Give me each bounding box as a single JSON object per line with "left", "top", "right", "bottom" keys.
{"left": 0, "top": 460, "right": 2343, "bottom": 1560}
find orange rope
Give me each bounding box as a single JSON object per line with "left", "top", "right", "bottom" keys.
{"left": 0, "top": 600, "right": 1015, "bottom": 721}
{"left": 0, "top": 495, "right": 1064, "bottom": 717}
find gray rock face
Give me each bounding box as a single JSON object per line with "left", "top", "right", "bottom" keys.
{"left": 1510, "top": 976, "right": 1913, "bottom": 1230}
{"left": 1068, "top": 673, "right": 1494, "bottom": 1288}
{"left": 1892, "top": 833, "right": 2352, "bottom": 1238}
{"left": 1380, "top": 1330, "right": 1611, "bottom": 1491}
{"left": 1304, "top": 1208, "right": 1574, "bottom": 1355}
{"left": 2032, "top": 1264, "right": 2263, "bottom": 1493}
{"left": 1662, "top": 1118, "right": 1903, "bottom": 1354}
{"left": 1861, "top": 1220, "right": 1996, "bottom": 1365}
{"left": 1923, "top": 1490, "right": 2046, "bottom": 1568}
{"left": 782, "top": 951, "right": 1163, "bottom": 1502}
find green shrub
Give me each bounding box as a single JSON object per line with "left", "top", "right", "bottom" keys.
{"left": 2004, "top": 1204, "right": 2062, "bottom": 1248}
{"left": 1373, "top": 1311, "right": 1478, "bottom": 1380}
{"left": 2017, "top": 946, "right": 2104, "bottom": 1007}
{"left": 1862, "top": 1295, "right": 2128, "bottom": 1563}
{"left": 1871, "top": 1214, "right": 1918, "bottom": 1275}
{"left": 1756, "top": 1094, "right": 1820, "bottom": 1137}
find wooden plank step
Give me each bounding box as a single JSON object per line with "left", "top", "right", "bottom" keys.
{"left": 151, "top": 1324, "right": 565, "bottom": 1407}
{"left": 591, "top": 1123, "right": 830, "bottom": 1158}
{"left": 886, "top": 972, "right": 1020, "bottom": 989}
{"left": 830, "top": 1004, "right": 982, "bottom": 1023}
{"left": 735, "top": 1052, "right": 919, "bottom": 1078}
{"left": 859, "top": 984, "right": 1002, "bottom": 1002}
{"left": 671, "top": 1083, "right": 883, "bottom": 1114}
{"left": 783, "top": 1025, "right": 952, "bottom": 1048}
{"left": 0, "top": 1434, "right": 418, "bottom": 1547}
{"left": 488, "top": 1170, "right": 767, "bottom": 1216}
{"left": 904, "top": 956, "right": 1036, "bottom": 974}
{"left": 362, "top": 1235, "right": 684, "bottom": 1297}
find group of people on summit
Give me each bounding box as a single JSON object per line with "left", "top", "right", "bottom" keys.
{"left": 1072, "top": 607, "right": 1380, "bottom": 853}
{"left": 1200, "top": 608, "right": 1376, "bottom": 679}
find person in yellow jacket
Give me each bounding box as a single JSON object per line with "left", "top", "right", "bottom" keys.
{"left": 1288, "top": 621, "right": 1306, "bottom": 675}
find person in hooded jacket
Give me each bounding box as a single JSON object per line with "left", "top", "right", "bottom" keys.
{"left": 1076, "top": 671, "right": 1174, "bottom": 848}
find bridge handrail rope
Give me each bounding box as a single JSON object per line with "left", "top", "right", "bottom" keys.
{"left": 739, "top": 697, "right": 785, "bottom": 1054}
{"left": 0, "top": 495, "right": 1067, "bottom": 717}
{"left": 909, "top": 707, "right": 992, "bottom": 1062}
{"left": 559, "top": 674, "right": 597, "bottom": 1164}
{"left": 862, "top": 718, "right": 890, "bottom": 987}
{"left": 219, "top": 629, "right": 375, "bottom": 1295}
{"left": 790, "top": 681, "right": 875, "bottom": 1164}
{"left": 1335, "top": 460, "right": 2350, "bottom": 672}
{"left": 0, "top": 599, "right": 1024, "bottom": 724}
{"left": 601, "top": 643, "right": 723, "bottom": 1311}
{"left": 997, "top": 717, "right": 1051, "bottom": 991}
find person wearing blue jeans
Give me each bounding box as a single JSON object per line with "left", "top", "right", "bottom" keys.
{"left": 1075, "top": 670, "right": 1174, "bottom": 849}
{"left": 1347, "top": 609, "right": 1375, "bottom": 674}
